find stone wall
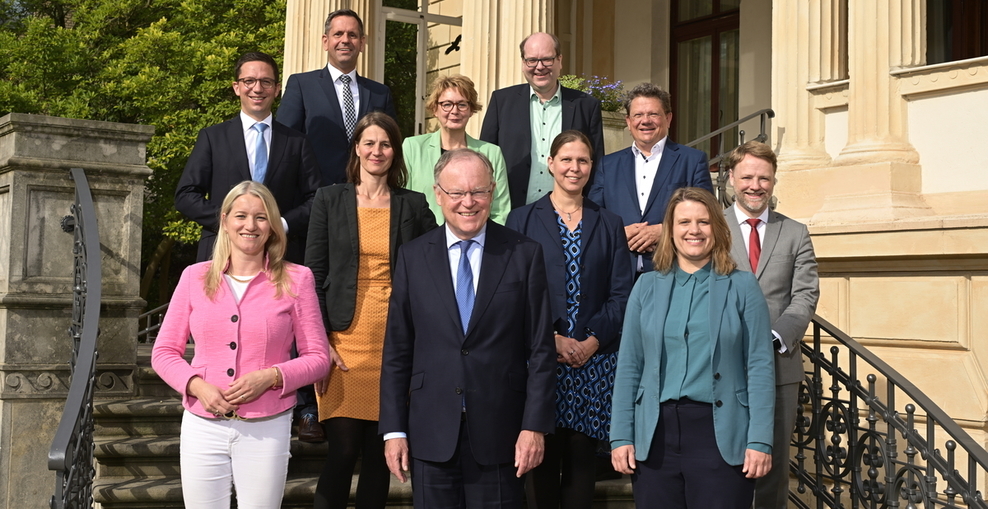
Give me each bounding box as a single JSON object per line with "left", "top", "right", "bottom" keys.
{"left": 0, "top": 113, "right": 152, "bottom": 509}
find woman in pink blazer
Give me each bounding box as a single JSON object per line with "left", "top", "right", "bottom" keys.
{"left": 152, "top": 181, "right": 331, "bottom": 509}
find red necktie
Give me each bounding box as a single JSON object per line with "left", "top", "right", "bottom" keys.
{"left": 746, "top": 218, "right": 761, "bottom": 272}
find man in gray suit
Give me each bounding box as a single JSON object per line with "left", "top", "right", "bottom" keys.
{"left": 724, "top": 141, "right": 819, "bottom": 509}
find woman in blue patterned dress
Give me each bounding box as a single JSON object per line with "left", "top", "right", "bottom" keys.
{"left": 506, "top": 130, "right": 634, "bottom": 509}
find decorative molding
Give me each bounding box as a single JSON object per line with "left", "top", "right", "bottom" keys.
{"left": 893, "top": 56, "right": 988, "bottom": 98}
{"left": 808, "top": 79, "right": 849, "bottom": 110}
{"left": 0, "top": 365, "right": 134, "bottom": 399}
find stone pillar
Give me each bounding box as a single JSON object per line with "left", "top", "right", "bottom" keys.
{"left": 283, "top": 0, "right": 378, "bottom": 83}
{"left": 0, "top": 113, "right": 152, "bottom": 508}
{"left": 462, "top": 0, "right": 554, "bottom": 136}
{"left": 772, "top": 0, "right": 832, "bottom": 170}
{"left": 810, "top": 0, "right": 931, "bottom": 224}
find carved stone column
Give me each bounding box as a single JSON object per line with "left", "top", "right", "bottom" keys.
{"left": 772, "top": 0, "right": 833, "bottom": 171}
{"left": 810, "top": 0, "right": 931, "bottom": 224}
{"left": 0, "top": 113, "right": 152, "bottom": 508}
{"left": 283, "top": 0, "right": 377, "bottom": 83}
{"left": 462, "top": 0, "right": 554, "bottom": 137}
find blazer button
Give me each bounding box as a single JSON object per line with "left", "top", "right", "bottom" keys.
{"left": 455, "top": 387, "right": 463, "bottom": 395}
{"left": 229, "top": 342, "right": 237, "bottom": 350}
{"left": 715, "top": 400, "right": 723, "bottom": 407}
{"left": 227, "top": 368, "right": 235, "bottom": 377}
{"left": 461, "top": 349, "right": 469, "bottom": 356}
{"left": 231, "top": 315, "right": 239, "bottom": 323}
{"left": 714, "top": 373, "right": 721, "bottom": 380}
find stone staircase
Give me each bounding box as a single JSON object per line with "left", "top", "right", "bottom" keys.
{"left": 91, "top": 345, "right": 632, "bottom": 508}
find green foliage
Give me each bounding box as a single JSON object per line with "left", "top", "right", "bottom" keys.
{"left": 559, "top": 74, "right": 626, "bottom": 112}
{"left": 0, "top": 0, "right": 288, "bottom": 303}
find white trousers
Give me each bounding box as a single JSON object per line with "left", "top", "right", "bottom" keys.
{"left": 179, "top": 410, "right": 292, "bottom": 509}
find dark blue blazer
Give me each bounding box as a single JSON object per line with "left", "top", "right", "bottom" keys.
{"left": 277, "top": 67, "right": 397, "bottom": 186}
{"left": 588, "top": 141, "right": 712, "bottom": 271}
{"left": 480, "top": 84, "right": 604, "bottom": 208}
{"left": 379, "top": 222, "right": 557, "bottom": 465}
{"left": 174, "top": 117, "right": 320, "bottom": 264}
{"left": 506, "top": 195, "right": 632, "bottom": 355}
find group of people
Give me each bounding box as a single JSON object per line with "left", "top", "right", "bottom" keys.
{"left": 154, "top": 8, "right": 820, "bottom": 509}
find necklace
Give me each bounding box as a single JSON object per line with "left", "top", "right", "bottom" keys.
{"left": 226, "top": 273, "right": 257, "bottom": 283}
{"left": 549, "top": 195, "right": 583, "bottom": 221}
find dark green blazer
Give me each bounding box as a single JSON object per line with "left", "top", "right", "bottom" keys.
{"left": 304, "top": 184, "right": 437, "bottom": 331}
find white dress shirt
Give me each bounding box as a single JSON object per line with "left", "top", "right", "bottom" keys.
{"left": 631, "top": 137, "right": 667, "bottom": 214}
{"left": 327, "top": 64, "right": 361, "bottom": 118}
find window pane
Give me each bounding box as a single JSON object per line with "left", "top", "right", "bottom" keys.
{"left": 721, "top": 0, "right": 741, "bottom": 11}
{"left": 384, "top": 19, "right": 419, "bottom": 137}
{"left": 719, "top": 29, "right": 740, "bottom": 152}
{"left": 677, "top": 35, "right": 712, "bottom": 153}
{"left": 383, "top": 0, "right": 418, "bottom": 9}
{"left": 678, "top": 0, "right": 713, "bottom": 22}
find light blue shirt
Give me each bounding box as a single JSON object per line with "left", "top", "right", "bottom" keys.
{"left": 526, "top": 85, "right": 562, "bottom": 204}
{"left": 659, "top": 262, "right": 714, "bottom": 403}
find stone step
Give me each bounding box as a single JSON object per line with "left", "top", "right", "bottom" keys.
{"left": 94, "top": 397, "right": 184, "bottom": 437}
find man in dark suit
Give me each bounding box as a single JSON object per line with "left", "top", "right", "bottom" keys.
{"left": 175, "top": 51, "right": 320, "bottom": 266}
{"left": 588, "top": 82, "right": 712, "bottom": 274}
{"left": 379, "top": 149, "right": 556, "bottom": 508}
{"left": 277, "top": 9, "right": 397, "bottom": 186}
{"left": 724, "top": 141, "right": 819, "bottom": 509}
{"left": 480, "top": 32, "right": 604, "bottom": 208}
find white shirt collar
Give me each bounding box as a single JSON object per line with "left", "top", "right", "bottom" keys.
{"left": 327, "top": 64, "right": 357, "bottom": 83}
{"left": 239, "top": 111, "right": 273, "bottom": 132}
{"left": 733, "top": 202, "right": 770, "bottom": 225}
{"left": 445, "top": 223, "right": 488, "bottom": 250}
{"left": 631, "top": 136, "right": 668, "bottom": 159}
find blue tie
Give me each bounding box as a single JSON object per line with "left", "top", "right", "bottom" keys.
{"left": 455, "top": 240, "right": 475, "bottom": 333}
{"left": 252, "top": 123, "right": 268, "bottom": 183}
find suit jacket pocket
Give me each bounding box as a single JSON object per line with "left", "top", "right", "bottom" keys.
{"left": 410, "top": 372, "right": 425, "bottom": 392}
{"left": 496, "top": 281, "right": 523, "bottom": 293}
{"left": 635, "top": 386, "right": 645, "bottom": 405}
{"left": 735, "top": 389, "right": 749, "bottom": 407}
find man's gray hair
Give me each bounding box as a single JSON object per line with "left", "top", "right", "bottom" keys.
{"left": 433, "top": 148, "right": 495, "bottom": 184}
{"left": 624, "top": 82, "right": 672, "bottom": 116}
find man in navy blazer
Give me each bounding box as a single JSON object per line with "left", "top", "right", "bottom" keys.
{"left": 588, "top": 83, "right": 712, "bottom": 274}
{"left": 380, "top": 149, "right": 556, "bottom": 508}
{"left": 277, "top": 9, "right": 397, "bottom": 186}
{"left": 175, "top": 51, "right": 320, "bottom": 265}
{"left": 724, "top": 142, "right": 819, "bottom": 509}
{"left": 480, "top": 32, "right": 604, "bottom": 208}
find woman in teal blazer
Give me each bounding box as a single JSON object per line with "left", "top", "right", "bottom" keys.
{"left": 610, "top": 187, "right": 775, "bottom": 509}
{"left": 402, "top": 74, "right": 511, "bottom": 224}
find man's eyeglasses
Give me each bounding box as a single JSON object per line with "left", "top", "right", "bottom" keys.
{"left": 237, "top": 78, "right": 277, "bottom": 90}
{"left": 523, "top": 56, "right": 558, "bottom": 68}
{"left": 436, "top": 183, "right": 493, "bottom": 201}
{"left": 438, "top": 101, "right": 471, "bottom": 112}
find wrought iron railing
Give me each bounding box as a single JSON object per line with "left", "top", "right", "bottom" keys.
{"left": 792, "top": 315, "right": 988, "bottom": 508}
{"left": 48, "top": 168, "right": 102, "bottom": 509}
{"left": 138, "top": 302, "right": 168, "bottom": 343}
{"left": 684, "top": 108, "right": 775, "bottom": 208}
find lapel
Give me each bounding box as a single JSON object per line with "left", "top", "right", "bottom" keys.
{"left": 342, "top": 184, "right": 360, "bottom": 263}
{"left": 561, "top": 86, "right": 575, "bottom": 130}
{"left": 756, "top": 211, "right": 784, "bottom": 278}
{"left": 534, "top": 197, "right": 560, "bottom": 247}
{"left": 389, "top": 190, "right": 404, "bottom": 261}
{"left": 465, "top": 223, "right": 510, "bottom": 339}
{"left": 725, "top": 208, "right": 752, "bottom": 273}
{"left": 318, "top": 67, "right": 346, "bottom": 128}
{"left": 424, "top": 228, "right": 464, "bottom": 332}
{"left": 223, "top": 119, "right": 252, "bottom": 182}
{"left": 643, "top": 142, "right": 681, "bottom": 218}
{"left": 264, "top": 122, "right": 287, "bottom": 184}
{"left": 707, "top": 271, "right": 730, "bottom": 358}
{"left": 515, "top": 85, "right": 533, "bottom": 147}
{"left": 617, "top": 149, "right": 640, "bottom": 214}
{"left": 356, "top": 74, "right": 372, "bottom": 117}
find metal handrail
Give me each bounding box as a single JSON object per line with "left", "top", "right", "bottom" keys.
{"left": 138, "top": 302, "right": 169, "bottom": 343}
{"left": 684, "top": 108, "right": 775, "bottom": 207}
{"left": 49, "top": 168, "right": 101, "bottom": 509}
{"left": 792, "top": 315, "right": 988, "bottom": 508}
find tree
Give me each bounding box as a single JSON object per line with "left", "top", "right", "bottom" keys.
{"left": 0, "top": 0, "right": 287, "bottom": 307}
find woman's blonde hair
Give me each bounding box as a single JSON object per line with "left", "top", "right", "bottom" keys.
{"left": 204, "top": 181, "right": 292, "bottom": 298}
{"left": 652, "top": 187, "right": 736, "bottom": 276}
{"left": 425, "top": 74, "right": 483, "bottom": 115}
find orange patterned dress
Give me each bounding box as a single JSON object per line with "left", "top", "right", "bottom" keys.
{"left": 317, "top": 207, "right": 391, "bottom": 422}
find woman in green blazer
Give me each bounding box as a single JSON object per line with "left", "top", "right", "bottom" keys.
{"left": 610, "top": 187, "right": 775, "bottom": 509}
{"left": 402, "top": 74, "right": 511, "bottom": 224}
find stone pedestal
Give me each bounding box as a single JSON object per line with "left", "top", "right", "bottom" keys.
{"left": 0, "top": 113, "right": 152, "bottom": 509}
